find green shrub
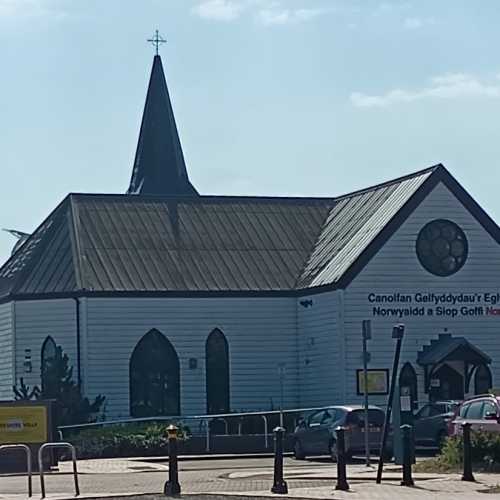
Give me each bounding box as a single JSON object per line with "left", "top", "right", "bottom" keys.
{"left": 67, "top": 423, "right": 191, "bottom": 459}
{"left": 438, "top": 431, "right": 500, "bottom": 470}
{"left": 439, "top": 435, "right": 463, "bottom": 466}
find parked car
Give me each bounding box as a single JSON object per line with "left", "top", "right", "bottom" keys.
{"left": 293, "top": 405, "right": 392, "bottom": 461}
{"left": 452, "top": 394, "right": 500, "bottom": 435}
{"left": 413, "top": 401, "right": 461, "bottom": 448}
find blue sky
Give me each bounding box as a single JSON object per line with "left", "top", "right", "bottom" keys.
{"left": 1, "top": 0, "right": 500, "bottom": 264}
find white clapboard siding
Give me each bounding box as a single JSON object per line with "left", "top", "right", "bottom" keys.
{"left": 343, "top": 181, "right": 500, "bottom": 406}
{"left": 297, "top": 291, "right": 341, "bottom": 407}
{"left": 85, "top": 297, "right": 298, "bottom": 419}
{"left": 14, "top": 299, "right": 77, "bottom": 392}
{"left": 0, "top": 302, "right": 13, "bottom": 400}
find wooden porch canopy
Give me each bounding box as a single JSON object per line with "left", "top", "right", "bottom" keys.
{"left": 417, "top": 334, "right": 491, "bottom": 393}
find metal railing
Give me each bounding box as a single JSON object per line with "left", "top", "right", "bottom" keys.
{"left": 38, "top": 442, "right": 79, "bottom": 498}
{"left": 58, "top": 405, "right": 391, "bottom": 452}
{"left": 0, "top": 444, "right": 32, "bottom": 497}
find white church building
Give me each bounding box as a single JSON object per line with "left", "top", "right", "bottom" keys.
{"left": 1, "top": 55, "right": 499, "bottom": 420}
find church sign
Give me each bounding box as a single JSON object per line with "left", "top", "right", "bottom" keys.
{"left": 367, "top": 292, "right": 500, "bottom": 319}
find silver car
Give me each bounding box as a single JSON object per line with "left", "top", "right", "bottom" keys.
{"left": 452, "top": 394, "right": 500, "bottom": 435}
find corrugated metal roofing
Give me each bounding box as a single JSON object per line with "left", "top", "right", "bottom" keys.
{"left": 0, "top": 165, "right": 443, "bottom": 297}
{"left": 0, "top": 198, "right": 77, "bottom": 296}
{"left": 297, "top": 169, "right": 434, "bottom": 288}
{"left": 75, "top": 197, "right": 332, "bottom": 292}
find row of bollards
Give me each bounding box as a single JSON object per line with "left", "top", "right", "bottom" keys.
{"left": 163, "top": 421, "right": 476, "bottom": 497}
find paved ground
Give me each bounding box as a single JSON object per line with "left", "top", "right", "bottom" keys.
{"left": 1, "top": 456, "right": 499, "bottom": 499}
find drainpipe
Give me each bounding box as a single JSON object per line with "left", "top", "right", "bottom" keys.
{"left": 72, "top": 297, "right": 82, "bottom": 390}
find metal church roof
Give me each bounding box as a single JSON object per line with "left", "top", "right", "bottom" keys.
{"left": 1, "top": 165, "right": 475, "bottom": 299}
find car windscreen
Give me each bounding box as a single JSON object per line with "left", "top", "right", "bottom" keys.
{"left": 347, "top": 409, "right": 385, "bottom": 427}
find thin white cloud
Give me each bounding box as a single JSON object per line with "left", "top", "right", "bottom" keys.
{"left": 0, "top": 0, "right": 63, "bottom": 18}
{"left": 258, "top": 7, "right": 329, "bottom": 26}
{"left": 351, "top": 73, "right": 500, "bottom": 108}
{"left": 403, "top": 16, "right": 435, "bottom": 30}
{"left": 191, "top": 0, "right": 246, "bottom": 21}
{"left": 191, "top": 0, "right": 332, "bottom": 25}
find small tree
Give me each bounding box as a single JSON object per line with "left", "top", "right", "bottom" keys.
{"left": 13, "top": 377, "right": 40, "bottom": 401}
{"left": 13, "top": 344, "right": 105, "bottom": 426}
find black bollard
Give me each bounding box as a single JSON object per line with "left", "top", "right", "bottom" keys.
{"left": 164, "top": 425, "right": 182, "bottom": 496}
{"left": 400, "top": 425, "right": 414, "bottom": 487}
{"left": 461, "top": 422, "right": 475, "bottom": 482}
{"left": 271, "top": 426, "right": 288, "bottom": 494}
{"left": 335, "top": 426, "right": 349, "bottom": 491}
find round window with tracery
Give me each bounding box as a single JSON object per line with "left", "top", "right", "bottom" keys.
{"left": 416, "top": 219, "right": 468, "bottom": 276}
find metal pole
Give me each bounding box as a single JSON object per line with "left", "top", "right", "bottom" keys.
{"left": 38, "top": 445, "right": 46, "bottom": 499}
{"left": 335, "top": 427, "right": 349, "bottom": 491}
{"left": 362, "top": 320, "right": 371, "bottom": 467}
{"left": 205, "top": 419, "right": 210, "bottom": 452}
{"left": 262, "top": 415, "right": 269, "bottom": 449}
{"left": 38, "top": 442, "right": 79, "bottom": 498}
{"left": 164, "top": 425, "right": 181, "bottom": 496}
{"left": 271, "top": 427, "right": 288, "bottom": 494}
{"left": 376, "top": 324, "right": 405, "bottom": 484}
{"left": 278, "top": 363, "right": 285, "bottom": 428}
{"left": 400, "top": 425, "right": 414, "bottom": 487}
{"left": 0, "top": 445, "right": 32, "bottom": 497}
{"left": 461, "top": 422, "right": 475, "bottom": 482}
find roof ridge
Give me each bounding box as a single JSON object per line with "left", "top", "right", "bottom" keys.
{"left": 332, "top": 163, "right": 443, "bottom": 202}
{"left": 68, "top": 192, "right": 337, "bottom": 203}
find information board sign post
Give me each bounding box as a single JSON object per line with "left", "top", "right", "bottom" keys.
{"left": 362, "top": 320, "right": 372, "bottom": 468}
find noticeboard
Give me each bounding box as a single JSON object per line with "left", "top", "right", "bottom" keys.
{"left": 356, "top": 369, "right": 390, "bottom": 395}
{"left": 0, "top": 403, "right": 50, "bottom": 444}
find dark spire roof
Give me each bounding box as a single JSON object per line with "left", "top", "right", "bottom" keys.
{"left": 127, "top": 55, "right": 198, "bottom": 196}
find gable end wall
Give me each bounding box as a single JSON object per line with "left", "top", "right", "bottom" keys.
{"left": 343, "top": 181, "right": 500, "bottom": 406}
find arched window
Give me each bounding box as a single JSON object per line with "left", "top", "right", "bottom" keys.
{"left": 41, "top": 336, "right": 57, "bottom": 397}
{"left": 474, "top": 364, "right": 492, "bottom": 395}
{"left": 206, "top": 329, "right": 230, "bottom": 414}
{"left": 399, "top": 362, "right": 418, "bottom": 410}
{"left": 129, "top": 329, "right": 180, "bottom": 417}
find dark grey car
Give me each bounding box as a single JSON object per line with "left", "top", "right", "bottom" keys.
{"left": 293, "top": 405, "right": 391, "bottom": 461}
{"left": 413, "top": 401, "right": 460, "bottom": 448}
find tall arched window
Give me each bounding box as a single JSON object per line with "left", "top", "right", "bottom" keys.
{"left": 129, "top": 329, "right": 180, "bottom": 417}
{"left": 41, "top": 336, "right": 57, "bottom": 396}
{"left": 474, "top": 364, "right": 492, "bottom": 395}
{"left": 399, "top": 362, "right": 418, "bottom": 410}
{"left": 206, "top": 329, "right": 230, "bottom": 414}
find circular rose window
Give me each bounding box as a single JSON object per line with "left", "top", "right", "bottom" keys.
{"left": 416, "top": 219, "right": 468, "bottom": 276}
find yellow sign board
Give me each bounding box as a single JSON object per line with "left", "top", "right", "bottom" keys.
{"left": 0, "top": 406, "right": 48, "bottom": 444}
{"left": 357, "top": 369, "right": 389, "bottom": 395}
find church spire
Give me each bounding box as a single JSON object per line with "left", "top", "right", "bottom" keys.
{"left": 127, "top": 47, "right": 198, "bottom": 196}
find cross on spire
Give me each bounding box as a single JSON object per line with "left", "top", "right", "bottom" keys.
{"left": 148, "top": 30, "right": 166, "bottom": 55}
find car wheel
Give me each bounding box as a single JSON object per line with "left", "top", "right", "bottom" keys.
{"left": 436, "top": 430, "right": 448, "bottom": 450}
{"left": 293, "top": 440, "right": 306, "bottom": 460}
{"left": 329, "top": 440, "right": 338, "bottom": 463}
